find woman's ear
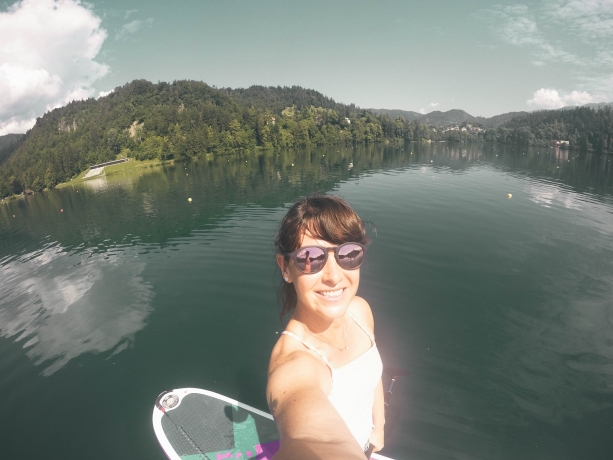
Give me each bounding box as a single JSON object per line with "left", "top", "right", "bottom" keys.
{"left": 276, "top": 254, "right": 292, "bottom": 283}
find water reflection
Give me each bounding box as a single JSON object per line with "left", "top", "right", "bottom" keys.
{"left": 2, "top": 143, "right": 612, "bottom": 253}
{"left": 1, "top": 142, "right": 613, "bottom": 459}
{"left": 527, "top": 183, "right": 583, "bottom": 209}
{"left": 0, "top": 241, "right": 153, "bottom": 375}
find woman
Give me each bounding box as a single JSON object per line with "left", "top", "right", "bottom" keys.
{"left": 267, "top": 196, "right": 384, "bottom": 459}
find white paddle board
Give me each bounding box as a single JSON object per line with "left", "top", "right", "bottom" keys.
{"left": 152, "top": 388, "right": 395, "bottom": 459}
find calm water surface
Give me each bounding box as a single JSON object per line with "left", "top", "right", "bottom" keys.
{"left": 1, "top": 143, "right": 612, "bottom": 459}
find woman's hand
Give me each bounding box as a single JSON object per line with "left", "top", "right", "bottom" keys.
{"left": 369, "top": 426, "right": 384, "bottom": 452}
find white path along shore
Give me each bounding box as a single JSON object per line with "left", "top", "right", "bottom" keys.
{"left": 84, "top": 167, "right": 104, "bottom": 179}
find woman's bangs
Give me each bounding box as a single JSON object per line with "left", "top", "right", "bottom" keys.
{"left": 304, "top": 209, "right": 365, "bottom": 246}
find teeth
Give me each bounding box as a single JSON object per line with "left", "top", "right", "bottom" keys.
{"left": 320, "top": 289, "right": 343, "bottom": 298}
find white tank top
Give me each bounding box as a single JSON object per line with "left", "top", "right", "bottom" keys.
{"left": 282, "top": 312, "right": 383, "bottom": 449}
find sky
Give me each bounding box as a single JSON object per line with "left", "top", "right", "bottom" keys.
{"left": 1, "top": 0, "right": 612, "bottom": 134}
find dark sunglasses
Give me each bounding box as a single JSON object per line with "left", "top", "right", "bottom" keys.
{"left": 284, "top": 242, "right": 367, "bottom": 274}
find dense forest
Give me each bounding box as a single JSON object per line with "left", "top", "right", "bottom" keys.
{"left": 0, "top": 134, "right": 24, "bottom": 166}
{"left": 0, "top": 79, "right": 612, "bottom": 199}
{"left": 483, "top": 106, "right": 613, "bottom": 152}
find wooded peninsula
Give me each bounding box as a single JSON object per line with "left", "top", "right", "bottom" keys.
{"left": 0, "top": 79, "right": 612, "bottom": 199}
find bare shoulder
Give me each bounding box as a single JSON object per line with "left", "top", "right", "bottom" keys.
{"left": 268, "top": 334, "right": 326, "bottom": 377}
{"left": 267, "top": 334, "right": 330, "bottom": 414}
{"left": 348, "top": 295, "right": 375, "bottom": 335}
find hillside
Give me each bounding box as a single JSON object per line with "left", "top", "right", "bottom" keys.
{"left": 483, "top": 111, "right": 530, "bottom": 128}
{"left": 418, "top": 109, "right": 479, "bottom": 127}
{"left": 0, "top": 134, "right": 24, "bottom": 165}
{"left": 369, "top": 108, "right": 529, "bottom": 128}
{"left": 223, "top": 85, "right": 357, "bottom": 115}
{"left": 485, "top": 106, "right": 613, "bottom": 151}
{"left": 561, "top": 102, "right": 613, "bottom": 111}
{"left": 369, "top": 108, "right": 421, "bottom": 121}
{"left": 0, "top": 80, "right": 438, "bottom": 198}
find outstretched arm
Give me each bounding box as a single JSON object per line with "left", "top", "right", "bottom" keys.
{"left": 268, "top": 353, "right": 365, "bottom": 460}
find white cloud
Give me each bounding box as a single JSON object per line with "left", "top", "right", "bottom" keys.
{"left": 527, "top": 88, "right": 594, "bottom": 109}
{"left": 485, "top": 3, "right": 582, "bottom": 65}
{"left": 484, "top": 1, "right": 613, "bottom": 103}
{"left": 124, "top": 9, "right": 138, "bottom": 20}
{"left": 546, "top": 0, "right": 613, "bottom": 42}
{"left": 115, "top": 18, "right": 154, "bottom": 41}
{"left": 97, "top": 89, "right": 114, "bottom": 99}
{"left": 0, "top": 0, "right": 108, "bottom": 135}
{"left": 419, "top": 102, "right": 439, "bottom": 114}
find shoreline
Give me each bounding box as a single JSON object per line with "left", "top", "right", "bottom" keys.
{"left": 1, "top": 158, "right": 174, "bottom": 204}
{"left": 55, "top": 157, "right": 174, "bottom": 188}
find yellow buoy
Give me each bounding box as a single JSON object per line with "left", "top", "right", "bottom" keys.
{"left": 507, "top": 194, "right": 512, "bottom": 198}
{"left": 188, "top": 198, "right": 192, "bottom": 202}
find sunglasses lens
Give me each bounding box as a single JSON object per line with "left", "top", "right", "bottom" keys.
{"left": 295, "top": 247, "right": 326, "bottom": 273}
{"left": 337, "top": 243, "right": 365, "bottom": 270}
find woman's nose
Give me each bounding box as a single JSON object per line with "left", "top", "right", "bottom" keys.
{"left": 321, "top": 251, "right": 342, "bottom": 284}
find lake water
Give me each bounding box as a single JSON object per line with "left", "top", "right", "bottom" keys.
{"left": 1, "top": 142, "right": 612, "bottom": 460}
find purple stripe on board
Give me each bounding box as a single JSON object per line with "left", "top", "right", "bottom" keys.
{"left": 215, "top": 441, "right": 281, "bottom": 460}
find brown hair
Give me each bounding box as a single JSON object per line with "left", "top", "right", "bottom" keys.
{"left": 274, "top": 195, "right": 370, "bottom": 321}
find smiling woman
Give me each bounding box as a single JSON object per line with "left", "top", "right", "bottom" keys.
{"left": 268, "top": 195, "right": 384, "bottom": 459}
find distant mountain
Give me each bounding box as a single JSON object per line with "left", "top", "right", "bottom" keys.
{"left": 0, "top": 133, "right": 23, "bottom": 151}
{"left": 368, "top": 108, "right": 529, "bottom": 128}
{"left": 418, "top": 109, "right": 480, "bottom": 126}
{"left": 369, "top": 108, "right": 421, "bottom": 121}
{"left": 561, "top": 102, "right": 613, "bottom": 111}
{"left": 0, "top": 133, "right": 25, "bottom": 165}
{"left": 481, "top": 111, "right": 530, "bottom": 128}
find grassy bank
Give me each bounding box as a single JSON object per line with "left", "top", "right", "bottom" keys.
{"left": 56, "top": 158, "right": 173, "bottom": 188}
{"left": 1, "top": 158, "right": 172, "bottom": 203}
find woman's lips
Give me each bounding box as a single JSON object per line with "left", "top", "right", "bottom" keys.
{"left": 316, "top": 288, "right": 345, "bottom": 300}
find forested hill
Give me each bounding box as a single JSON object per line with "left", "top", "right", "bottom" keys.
{"left": 223, "top": 85, "right": 357, "bottom": 115}
{"left": 368, "top": 108, "right": 421, "bottom": 121}
{"left": 0, "top": 79, "right": 438, "bottom": 198}
{"left": 486, "top": 106, "right": 613, "bottom": 152}
{"left": 369, "top": 108, "right": 529, "bottom": 128}
{"left": 0, "top": 134, "right": 24, "bottom": 165}
{"left": 1, "top": 79, "right": 611, "bottom": 199}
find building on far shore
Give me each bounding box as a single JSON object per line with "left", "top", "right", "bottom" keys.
{"left": 552, "top": 140, "right": 570, "bottom": 148}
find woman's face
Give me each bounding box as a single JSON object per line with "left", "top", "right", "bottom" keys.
{"left": 278, "top": 230, "right": 360, "bottom": 322}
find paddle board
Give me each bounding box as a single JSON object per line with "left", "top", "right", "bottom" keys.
{"left": 152, "top": 388, "right": 394, "bottom": 460}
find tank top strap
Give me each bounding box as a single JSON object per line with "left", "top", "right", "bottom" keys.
{"left": 281, "top": 331, "right": 334, "bottom": 373}
{"left": 346, "top": 311, "right": 375, "bottom": 345}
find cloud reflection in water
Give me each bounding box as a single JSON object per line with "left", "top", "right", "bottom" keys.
{"left": 0, "top": 242, "right": 153, "bottom": 376}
